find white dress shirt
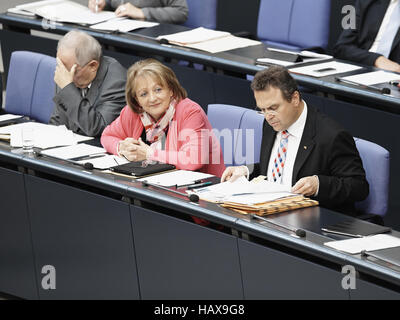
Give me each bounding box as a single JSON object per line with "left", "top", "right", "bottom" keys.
{"left": 266, "top": 101, "right": 308, "bottom": 187}
{"left": 369, "top": 0, "right": 399, "bottom": 56}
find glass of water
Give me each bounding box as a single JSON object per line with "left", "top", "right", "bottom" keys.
{"left": 21, "top": 127, "right": 35, "bottom": 152}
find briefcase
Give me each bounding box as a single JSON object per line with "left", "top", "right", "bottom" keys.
{"left": 110, "top": 160, "right": 175, "bottom": 177}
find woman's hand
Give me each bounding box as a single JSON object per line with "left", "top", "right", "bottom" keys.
{"left": 118, "top": 138, "right": 153, "bottom": 161}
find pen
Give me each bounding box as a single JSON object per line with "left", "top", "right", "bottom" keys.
{"left": 73, "top": 153, "right": 106, "bottom": 161}
{"left": 176, "top": 179, "right": 203, "bottom": 188}
{"left": 186, "top": 181, "right": 213, "bottom": 189}
{"left": 95, "top": 0, "right": 99, "bottom": 13}
{"left": 335, "top": 76, "right": 391, "bottom": 94}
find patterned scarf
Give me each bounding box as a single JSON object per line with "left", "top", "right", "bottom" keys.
{"left": 139, "top": 100, "right": 176, "bottom": 151}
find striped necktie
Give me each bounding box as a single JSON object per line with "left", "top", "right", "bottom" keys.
{"left": 271, "top": 130, "right": 289, "bottom": 183}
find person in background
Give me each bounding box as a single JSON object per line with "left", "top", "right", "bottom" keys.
{"left": 88, "top": 0, "right": 188, "bottom": 24}
{"left": 101, "top": 58, "right": 225, "bottom": 178}
{"left": 334, "top": 0, "right": 400, "bottom": 73}
{"left": 221, "top": 66, "right": 369, "bottom": 216}
{"left": 50, "top": 30, "right": 126, "bottom": 137}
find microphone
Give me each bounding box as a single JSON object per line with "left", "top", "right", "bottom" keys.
{"left": 251, "top": 214, "right": 306, "bottom": 238}
{"left": 335, "top": 77, "right": 391, "bottom": 94}
{"left": 142, "top": 181, "right": 199, "bottom": 202}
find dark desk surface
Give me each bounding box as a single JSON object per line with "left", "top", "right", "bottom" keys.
{"left": 1, "top": 12, "right": 400, "bottom": 114}
{"left": 0, "top": 138, "right": 399, "bottom": 287}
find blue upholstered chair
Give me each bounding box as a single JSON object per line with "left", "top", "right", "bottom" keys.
{"left": 233, "top": 109, "right": 264, "bottom": 166}
{"left": 354, "top": 138, "right": 390, "bottom": 218}
{"left": 5, "top": 51, "right": 56, "bottom": 123}
{"left": 257, "top": 0, "right": 331, "bottom": 51}
{"left": 183, "top": 0, "right": 217, "bottom": 29}
{"left": 207, "top": 104, "right": 247, "bottom": 166}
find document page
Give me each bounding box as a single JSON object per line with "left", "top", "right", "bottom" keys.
{"left": 0, "top": 114, "right": 23, "bottom": 122}
{"left": 40, "top": 143, "right": 106, "bottom": 160}
{"left": 138, "top": 170, "right": 214, "bottom": 187}
{"left": 289, "top": 61, "right": 362, "bottom": 77}
{"left": 90, "top": 17, "right": 158, "bottom": 32}
{"left": 77, "top": 154, "right": 129, "bottom": 169}
{"left": 324, "top": 234, "right": 400, "bottom": 254}
{"left": 341, "top": 70, "right": 400, "bottom": 86}
{"left": 157, "top": 27, "right": 231, "bottom": 45}
{"left": 187, "top": 35, "right": 261, "bottom": 53}
{"left": 17, "top": 0, "right": 115, "bottom": 25}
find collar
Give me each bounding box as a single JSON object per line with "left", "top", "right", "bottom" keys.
{"left": 286, "top": 100, "right": 308, "bottom": 138}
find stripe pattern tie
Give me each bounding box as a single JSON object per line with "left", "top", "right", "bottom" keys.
{"left": 271, "top": 130, "right": 289, "bottom": 183}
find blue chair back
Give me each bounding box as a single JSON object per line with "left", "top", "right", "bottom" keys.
{"left": 234, "top": 109, "right": 264, "bottom": 166}
{"left": 207, "top": 104, "right": 246, "bottom": 166}
{"left": 5, "top": 51, "right": 56, "bottom": 123}
{"left": 183, "top": 0, "right": 217, "bottom": 29}
{"left": 257, "top": 0, "right": 331, "bottom": 51}
{"left": 354, "top": 138, "right": 390, "bottom": 216}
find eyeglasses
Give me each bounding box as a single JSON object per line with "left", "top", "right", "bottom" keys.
{"left": 254, "top": 106, "right": 279, "bottom": 116}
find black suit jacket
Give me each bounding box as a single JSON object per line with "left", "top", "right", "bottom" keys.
{"left": 250, "top": 105, "right": 369, "bottom": 215}
{"left": 334, "top": 0, "right": 400, "bottom": 66}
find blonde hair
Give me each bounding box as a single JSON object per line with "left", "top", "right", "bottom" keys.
{"left": 126, "top": 59, "right": 187, "bottom": 113}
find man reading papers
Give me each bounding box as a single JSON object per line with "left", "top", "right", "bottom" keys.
{"left": 221, "top": 66, "right": 369, "bottom": 216}
{"left": 50, "top": 30, "right": 126, "bottom": 137}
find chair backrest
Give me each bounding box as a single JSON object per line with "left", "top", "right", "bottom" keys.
{"left": 354, "top": 138, "right": 390, "bottom": 216}
{"left": 257, "top": 0, "right": 331, "bottom": 51}
{"left": 5, "top": 51, "right": 56, "bottom": 123}
{"left": 207, "top": 104, "right": 247, "bottom": 166}
{"left": 234, "top": 109, "right": 264, "bottom": 166}
{"left": 183, "top": 0, "right": 217, "bottom": 29}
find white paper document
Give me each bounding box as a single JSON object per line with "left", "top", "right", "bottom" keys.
{"left": 186, "top": 35, "right": 261, "bottom": 54}
{"left": 17, "top": 0, "right": 115, "bottom": 25}
{"left": 289, "top": 61, "right": 362, "bottom": 77}
{"left": 324, "top": 234, "right": 400, "bottom": 255}
{"left": 257, "top": 49, "right": 332, "bottom": 67}
{"left": 138, "top": 170, "right": 214, "bottom": 187}
{"left": 192, "top": 177, "right": 295, "bottom": 204}
{"left": 40, "top": 143, "right": 106, "bottom": 160}
{"left": 0, "top": 114, "right": 23, "bottom": 122}
{"left": 77, "top": 154, "right": 129, "bottom": 169}
{"left": 341, "top": 70, "right": 400, "bottom": 86}
{"left": 0, "top": 123, "right": 93, "bottom": 149}
{"left": 90, "top": 17, "right": 158, "bottom": 32}
{"left": 158, "top": 27, "right": 231, "bottom": 45}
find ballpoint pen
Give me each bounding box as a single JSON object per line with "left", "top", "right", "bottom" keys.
{"left": 186, "top": 181, "right": 213, "bottom": 189}
{"left": 95, "top": 0, "right": 99, "bottom": 13}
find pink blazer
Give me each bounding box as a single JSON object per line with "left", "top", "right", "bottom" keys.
{"left": 101, "top": 98, "right": 226, "bottom": 177}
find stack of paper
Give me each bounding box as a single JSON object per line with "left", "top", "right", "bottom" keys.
{"left": 0, "top": 122, "right": 93, "bottom": 149}
{"left": 256, "top": 49, "right": 332, "bottom": 67}
{"left": 324, "top": 234, "right": 400, "bottom": 255}
{"left": 90, "top": 17, "right": 159, "bottom": 32}
{"left": 15, "top": 0, "right": 115, "bottom": 25}
{"left": 40, "top": 143, "right": 106, "bottom": 160}
{"left": 157, "top": 27, "right": 261, "bottom": 53}
{"left": 77, "top": 154, "right": 129, "bottom": 169}
{"left": 137, "top": 170, "right": 214, "bottom": 187}
{"left": 340, "top": 70, "right": 400, "bottom": 86}
{"left": 289, "top": 61, "right": 363, "bottom": 77}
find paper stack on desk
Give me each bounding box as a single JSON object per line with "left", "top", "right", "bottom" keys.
{"left": 90, "top": 17, "right": 159, "bottom": 32}
{"left": 157, "top": 27, "right": 261, "bottom": 53}
{"left": 192, "top": 177, "right": 319, "bottom": 215}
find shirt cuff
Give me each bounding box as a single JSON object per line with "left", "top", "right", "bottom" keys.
{"left": 313, "top": 175, "right": 320, "bottom": 197}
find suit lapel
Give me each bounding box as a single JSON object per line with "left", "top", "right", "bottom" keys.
{"left": 260, "top": 121, "right": 277, "bottom": 176}
{"left": 291, "top": 106, "right": 316, "bottom": 185}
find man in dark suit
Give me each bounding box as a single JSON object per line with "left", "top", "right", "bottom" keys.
{"left": 221, "top": 66, "right": 369, "bottom": 215}
{"left": 334, "top": 0, "right": 400, "bottom": 72}
{"left": 50, "top": 30, "right": 126, "bottom": 137}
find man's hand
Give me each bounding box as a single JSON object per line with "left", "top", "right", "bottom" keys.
{"left": 115, "top": 3, "right": 145, "bottom": 19}
{"left": 374, "top": 56, "right": 400, "bottom": 73}
{"left": 291, "top": 176, "right": 319, "bottom": 197}
{"left": 118, "top": 137, "right": 152, "bottom": 161}
{"left": 54, "top": 58, "right": 76, "bottom": 89}
{"left": 221, "top": 166, "right": 248, "bottom": 182}
{"left": 88, "top": 0, "right": 106, "bottom": 13}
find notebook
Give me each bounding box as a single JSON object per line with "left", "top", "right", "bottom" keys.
{"left": 110, "top": 161, "right": 175, "bottom": 177}
{"left": 321, "top": 219, "right": 391, "bottom": 238}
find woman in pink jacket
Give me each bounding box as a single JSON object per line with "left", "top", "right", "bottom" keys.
{"left": 101, "top": 58, "right": 225, "bottom": 177}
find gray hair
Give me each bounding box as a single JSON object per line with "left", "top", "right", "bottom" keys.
{"left": 57, "top": 30, "right": 102, "bottom": 65}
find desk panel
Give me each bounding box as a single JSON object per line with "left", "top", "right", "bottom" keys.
{"left": 350, "top": 278, "right": 400, "bottom": 300}
{"left": 0, "top": 167, "right": 38, "bottom": 299}
{"left": 238, "top": 238, "right": 349, "bottom": 300}
{"left": 131, "top": 205, "right": 243, "bottom": 299}
{"left": 25, "top": 175, "right": 139, "bottom": 300}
